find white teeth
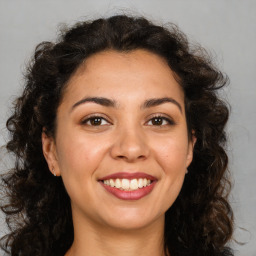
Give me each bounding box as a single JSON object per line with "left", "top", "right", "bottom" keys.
{"left": 109, "top": 179, "right": 115, "bottom": 187}
{"left": 104, "top": 180, "right": 110, "bottom": 186}
{"left": 102, "top": 178, "right": 152, "bottom": 191}
{"left": 130, "top": 179, "right": 138, "bottom": 190}
{"left": 115, "top": 178, "right": 121, "bottom": 188}
{"left": 122, "top": 179, "right": 130, "bottom": 190}
{"left": 138, "top": 178, "right": 144, "bottom": 188}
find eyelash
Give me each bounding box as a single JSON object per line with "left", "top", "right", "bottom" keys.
{"left": 146, "top": 114, "right": 175, "bottom": 126}
{"left": 81, "top": 115, "right": 111, "bottom": 126}
{"left": 81, "top": 114, "right": 175, "bottom": 127}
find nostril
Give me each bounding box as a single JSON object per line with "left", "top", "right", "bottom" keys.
{"left": 117, "top": 155, "right": 125, "bottom": 159}
{"left": 115, "top": 154, "right": 146, "bottom": 162}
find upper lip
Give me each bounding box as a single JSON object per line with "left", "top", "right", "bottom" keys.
{"left": 99, "top": 172, "right": 157, "bottom": 181}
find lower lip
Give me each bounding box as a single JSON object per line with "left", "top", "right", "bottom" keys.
{"left": 99, "top": 181, "right": 157, "bottom": 200}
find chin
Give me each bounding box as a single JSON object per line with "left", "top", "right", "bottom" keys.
{"left": 100, "top": 208, "right": 164, "bottom": 231}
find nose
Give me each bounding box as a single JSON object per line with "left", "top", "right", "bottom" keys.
{"left": 110, "top": 126, "right": 150, "bottom": 162}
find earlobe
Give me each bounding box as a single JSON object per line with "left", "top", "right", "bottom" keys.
{"left": 41, "top": 131, "right": 60, "bottom": 176}
{"left": 186, "top": 133, "right": 197, "bottom": 167}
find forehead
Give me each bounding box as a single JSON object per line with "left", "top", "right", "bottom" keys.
{"left": 61, "top": 49, "right": 184, "bottom": 107}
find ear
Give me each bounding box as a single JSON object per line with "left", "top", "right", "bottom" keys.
{"left": 186, "top": 132, "right": 197, "bottom": 167}
{"left": 42, "top": 131, "right": 61, "bottom": 176}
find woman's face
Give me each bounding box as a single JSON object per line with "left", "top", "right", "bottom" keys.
{"left": 43, "top": 49, "right": 195, "bottom": 231}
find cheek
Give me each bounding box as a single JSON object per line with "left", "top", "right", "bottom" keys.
{"left": 55, "top": 135, "right": 107, "bottom": 204}
{"left": 151, "top": 133, "right": 188, "bottom": 204}
{"left": 153, "top": 135, "right": 189, "bottom": 173}
{"left": 57, "top": 135, "right": 106, "bottom": 176}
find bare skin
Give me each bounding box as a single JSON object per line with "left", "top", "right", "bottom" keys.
{"left": 42, "top": 49, "right": 195, "bottom": 256}
{"left": 65, "top": 216, "right": 166, "bottom": 256}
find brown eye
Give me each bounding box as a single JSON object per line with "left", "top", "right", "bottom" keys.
{"left": 90, "top": 118, "right": 103, "bottom": 125}
{"left": 81, "top": 116, "right": 109, "bottom": 126}
{"left": 152, "top": 117, "right": 164, "bottom": 125}
{"left": 147, "top": 116, "right": 174, "bottom": 126}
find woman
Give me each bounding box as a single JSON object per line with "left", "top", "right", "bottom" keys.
{"left": 0, "top": 15, "right": 234, "bottom": 256}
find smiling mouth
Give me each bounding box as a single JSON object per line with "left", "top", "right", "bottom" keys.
{"left": 98, "top": 172, "right": 157, "bottom": 200}
{"left": 100, "top": 178, "right": 152, "bottom": 191}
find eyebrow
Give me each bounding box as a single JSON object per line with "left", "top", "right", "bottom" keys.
{"left": 71, "top": 97, "right": 117, "bottom": 111}
{"left": 142, "top": 97, "right": 182, "bottom": 113}
{"left": 71, "top": 96, "right": 182, "bottom": 113}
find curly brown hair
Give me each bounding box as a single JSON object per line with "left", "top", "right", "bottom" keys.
{"left": 0, "top": 15, "right": 233, "bottom": 256}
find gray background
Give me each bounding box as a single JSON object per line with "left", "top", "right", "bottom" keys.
{"left": 0, "top": 0, "right": 255, "bottom": 255}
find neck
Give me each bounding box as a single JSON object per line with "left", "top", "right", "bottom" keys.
{"left": 65, "top": 213, "right": 167, "bottom": 256}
